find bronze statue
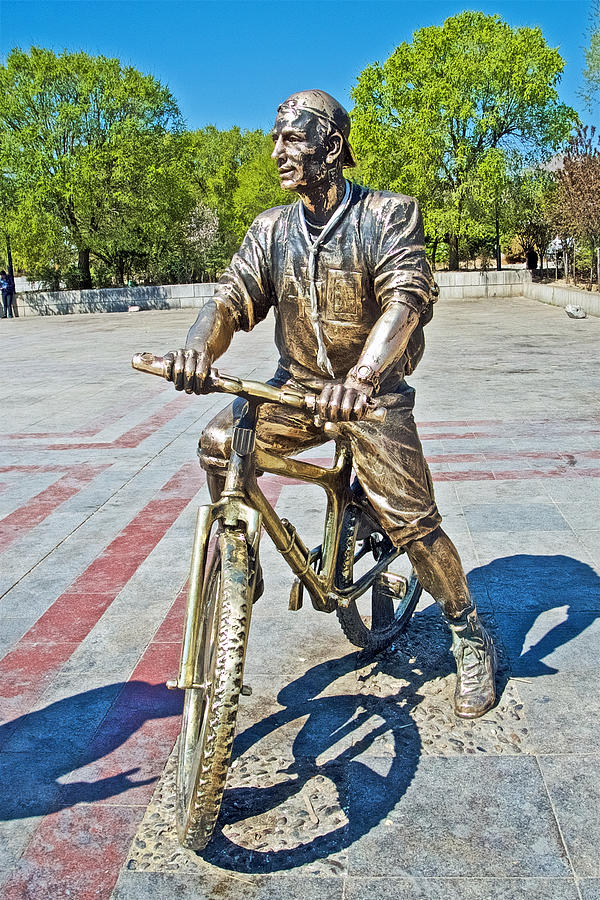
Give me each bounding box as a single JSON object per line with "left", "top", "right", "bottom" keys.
{"left": 165, "top": 89, "right": 496, "bottom": 718}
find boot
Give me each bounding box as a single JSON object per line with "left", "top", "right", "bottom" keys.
{"left": 447, "top": 606, "right": 497, "bottom": 719}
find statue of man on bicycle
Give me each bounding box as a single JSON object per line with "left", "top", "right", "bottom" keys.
{"left": 165, "top": 89, "right": 497, "bottom": 719}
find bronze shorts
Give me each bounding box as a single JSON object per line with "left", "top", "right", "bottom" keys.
{"left": 198, "top": 373, "right": 441, "bottom": 548}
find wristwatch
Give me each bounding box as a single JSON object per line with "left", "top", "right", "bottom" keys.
{"left": 345, "top": 364, "right": 380, "bottom": 397}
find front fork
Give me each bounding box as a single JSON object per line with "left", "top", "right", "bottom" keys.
{"left": 167, "top": 478, "right": 261, "bottom": 693}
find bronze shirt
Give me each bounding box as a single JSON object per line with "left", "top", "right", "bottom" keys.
{"left": 213, "top": 182, "right": 434, "bottom": 390}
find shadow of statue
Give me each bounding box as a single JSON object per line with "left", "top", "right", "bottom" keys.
{"left": 0, "top": 680, "right": 182, "bottom": 819}
{"left": 469, "top": 553, "right": 600, "bottom": 677}
{"left": 197, "top": 630, "right": 455, "bottom": 874}
{"left": 197, "top": 553, "right": 599, "bottom": 872}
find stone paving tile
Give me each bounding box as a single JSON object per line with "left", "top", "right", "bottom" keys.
{"left": 515, "top": 673, "right": 600, "bottom": 754}
{"left": 0, "top": 817, "right": 42, "bottom": 871}
{"left": 345, "top": 876, "right": 580, "bottom": 899}
{"left": 556, "top": 502, "right": 600, "bottom": 535}
{"left": 471, "top": 531, "right": 597, "bottom": 570}
{"left": 113, "top": 871, "right": 345, "bottom": 899}
{"left": 462, "top": 502, "right": 570, "bottom": 533}
{"left": 469, "top": 550, "right": 600, "bottom": 612}
{"left": 346, "top": 756, "right": 571, "bottom": 878}
{"left": 537, "top": 754, "right": 600, "bottom": 878}
{"left": 545, "top": 479, "right": 600, "bottom": 504}
{"left": 581, "top": 880, "right": 600, "bottom": 899}
{"left": 577, "top": 531, "right": 600, "bottom": 568}
{"left": 498, "top": 610, "right": 600, "bottom": 676}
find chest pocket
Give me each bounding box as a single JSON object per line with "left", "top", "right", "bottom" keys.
{"left": 326, "top": 270, "right": 363, "bottom": 322}
{"left": 281, "top": 269, "right": 309, "bottom": 319}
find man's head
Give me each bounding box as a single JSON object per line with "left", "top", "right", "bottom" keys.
{"left": 271, "top": 89, "right": 355, "bottom": 194}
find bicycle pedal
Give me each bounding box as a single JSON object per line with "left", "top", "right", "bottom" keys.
{"left": 241, "top": 684, "right": 252, "bottom": 696}
{"left": 375, "top": 572, "right": 408, "bottom": 599}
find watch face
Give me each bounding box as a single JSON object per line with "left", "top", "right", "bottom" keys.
{"left": 357, "top": 365, "right": 374, "bottom": 380}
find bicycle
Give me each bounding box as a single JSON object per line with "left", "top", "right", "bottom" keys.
{"left": 132, "top": 352, "right": 422, "bottom": 851}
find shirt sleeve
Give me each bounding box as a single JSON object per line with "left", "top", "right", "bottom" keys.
{"left": 371, "top": 196, "right": 433, "bottom": 315}
{"left": 212, "top": 214, "right": 276, "bottom": 332}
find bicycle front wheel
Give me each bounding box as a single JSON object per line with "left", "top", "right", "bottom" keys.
{"left": 176, "top": 528, "right": 252, "bottom": 850}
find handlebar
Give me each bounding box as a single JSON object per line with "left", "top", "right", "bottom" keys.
{"left": 131, "top": 352, "right": 386, "bottom": 423}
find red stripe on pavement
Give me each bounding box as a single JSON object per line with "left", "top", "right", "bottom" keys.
{"left": 46, "top": 394, "right": 190, "bottom": 450}
{"left": 0, "top": 461, "right": 204, "bottom": 711}
{"left": 420, "top": 431, "right": 495, "bottom": 441}
{"left": 0, "top": 464, "right": 109, "bottom": 552}
{"left": 426, "top": 449, "right": 600, "bottom": 464}
{"left": 4, "top": 390, "right": 157, "bottom": 440}
{"left": 0, "top": 805, "right": 144, "bottom": 900}
{"left": 0, "top": 465, "right": 74, "bottom": 473}
{"left": 2, "top": 586, "right": 190, "bottom": 899}
{"left": 434, "top": 467, "right": 600, "bottom": 482}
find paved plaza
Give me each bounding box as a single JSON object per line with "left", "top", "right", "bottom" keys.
{"left": 0, "top": 294, "right": 599, "bottom": 899}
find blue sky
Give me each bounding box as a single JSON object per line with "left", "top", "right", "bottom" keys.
{"left": 1, "top": 0, "right": 594, "bottom": 130}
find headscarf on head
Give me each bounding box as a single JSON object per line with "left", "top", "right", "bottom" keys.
{"left": 277, "top": 89, "right": 356, "bottom": 168}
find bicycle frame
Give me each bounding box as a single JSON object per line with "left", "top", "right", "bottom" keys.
{"left": 174, "top": 398, "right": 399, "bottom": 692}
{"left": 129, "top": 357, "right": 400, "bottom": 691}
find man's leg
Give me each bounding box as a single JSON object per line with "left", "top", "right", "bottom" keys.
{"left": 345, "top": 386, "right": 496, "bottom": 718}
{"left": 404, "top": 527, "right": 496, "bottom": 718}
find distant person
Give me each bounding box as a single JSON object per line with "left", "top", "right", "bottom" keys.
{"left": 0, "top": 270, "right": 16, "bottom": 318}
{"left": 525, "top": 248, "right": 539, "bottom": 271}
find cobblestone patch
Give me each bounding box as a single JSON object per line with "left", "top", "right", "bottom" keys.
{"left": 126, "top": 614, "right": 532, "bottom": 874}
{"left": 353, "top": 615, "right": 533, "bottom": 757}
{"left": 126, "top": 746, "right": 349, "bottom": 875}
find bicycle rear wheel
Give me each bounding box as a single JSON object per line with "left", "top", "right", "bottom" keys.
{"left": 176, "top": 528, "right": 252, "bottom": 850}
{"left": 335, "top": 503, "right": 421, "bottom": 651}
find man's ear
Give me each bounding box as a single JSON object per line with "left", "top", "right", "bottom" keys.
{"left": 325, "top": 132, "right": 344, "bottom": 165}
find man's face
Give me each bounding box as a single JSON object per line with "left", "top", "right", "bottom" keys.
{"left": 271, "top": 108, "right": 331, "bottom": 193}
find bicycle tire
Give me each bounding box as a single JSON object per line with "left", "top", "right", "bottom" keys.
{"left": 176, "top": 528, "right": 252, "bottom": 850}
{"left": 335, "top": 503, "right": 421, "bottom": 651}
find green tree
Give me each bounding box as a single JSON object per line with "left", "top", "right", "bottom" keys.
{"left": 351, "top": 11, "right": 576, "bottom": 268}
{"left": 503, "top": 167, "right": 556, "bottom": 261}
{"left": 0, "top": 47, "right": 184, "bottom": 287}
{"left": 232, "top": 133, "right": 292, "bottom": 242}
{"left": 186, "top": 126, "right": 292, "bottom": 256}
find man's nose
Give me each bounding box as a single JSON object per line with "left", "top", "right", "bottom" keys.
{"left": 271, "top": 136, "right": 285, "bottom": 160}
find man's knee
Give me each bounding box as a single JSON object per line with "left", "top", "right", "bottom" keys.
{"left": 197, "top": 408, "right": 233, "bottom": 472}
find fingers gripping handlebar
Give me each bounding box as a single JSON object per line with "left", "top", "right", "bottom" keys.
{"left": 131, "top": 352, "right": 387, "bottom": 423}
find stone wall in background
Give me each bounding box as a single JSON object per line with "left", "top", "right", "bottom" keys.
{"left": 10, "top": 269, "right": 600, "bottom": 318}
{"left": 13, "top": 282, "right": 216, "bottom": 316}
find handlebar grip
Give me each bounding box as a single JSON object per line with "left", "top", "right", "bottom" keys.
{"left": 131, "top": 353, "right": 386, "bottom": 423}
{"left": 131, "top": 352, "right": 170, "bottom": 378}
{"left": 304, "top": 393, "right": 386, "bottom": 424}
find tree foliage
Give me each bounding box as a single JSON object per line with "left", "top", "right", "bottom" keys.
{"left": 350, "top": 11, "right": 576, "bottom": 268}
{"left": 0, "top": 47, "right": 186, "bottom": 286}
{"left": 553, "top": 126, "right": 600, "bottom": 249}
